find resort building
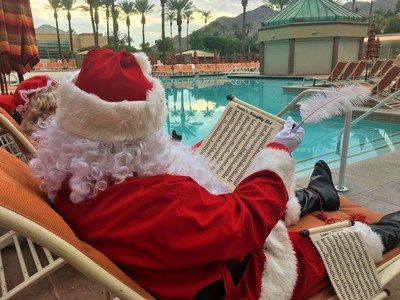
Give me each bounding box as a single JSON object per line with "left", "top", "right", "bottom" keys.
{"left": 258, "top": 0, "right": 368, "bottom": 76}
{"left": 35, "top": 25, "right": 107, "bottom": 60}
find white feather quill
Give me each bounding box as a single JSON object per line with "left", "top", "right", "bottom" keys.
{"left": 292, "top": 84, "right": 371, "bottom": 132}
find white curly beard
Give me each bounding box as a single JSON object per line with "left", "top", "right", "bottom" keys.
{"left": 29, "top": 122, "right": 230, "bottom": 203}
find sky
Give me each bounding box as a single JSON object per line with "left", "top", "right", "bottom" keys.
{"left": 30, "top": 0, "right": 347, "bottom": 49}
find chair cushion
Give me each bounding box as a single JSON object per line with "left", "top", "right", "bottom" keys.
{"left": 288, "top": 197, "right": 400, "bottom": 299}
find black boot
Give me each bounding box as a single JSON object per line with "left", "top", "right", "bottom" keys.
{"left": 295, "top": 160, "right": 340, "bottom": 216}
{"left": 369, "top": 211, "right": 400, "bottom": 253}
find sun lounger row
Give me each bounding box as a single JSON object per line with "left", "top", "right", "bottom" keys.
{"left": 152, "top": 62, "right": 260, "bottom": 77}
{"left": 303, "top": 60, "right": 400, "bottom": 109}
{"left": 45, "top": 61, "right": 77, "bottom": 70}
{"left": 302, "top": 59, "right": 396, "bottom": 87}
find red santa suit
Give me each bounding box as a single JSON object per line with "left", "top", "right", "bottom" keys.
{"left": 52, "top": 142, "right": 332, "bottom": 300}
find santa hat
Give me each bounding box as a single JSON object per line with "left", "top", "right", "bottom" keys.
{"left": 56, "top": 48, "right": 167, "bottom": 142}
{"left": 13, "top": 75, "right": 57, "bottom": 113}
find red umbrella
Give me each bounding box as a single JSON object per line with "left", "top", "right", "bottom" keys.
{"left": 213, "top": 50, "right": 218, "bottom": 63}
{"left": 0, "top": 0, "right": 39, "bottom": 76}
{"left": 232, "top": 52, "right": 237, "bottom": 63}
{"left": 239, "top": 53, "right": 243, "bottom": 63}
{"left": 150, "top": 52, "right": 157, "bottom": 65}
{"left": 248, "top": 52, "right": 252, "bottom": 62}
{"left": 193, "top": 50, "right": 199, "bottom": 64}
{"left": 170, "top": 50, "right": 177, "bottom": 64}
{"left": 365, "top": 21, "right": 380, "bottom": 59}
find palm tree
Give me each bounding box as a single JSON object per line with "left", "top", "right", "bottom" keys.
{"left": 61, "top": 0, "right": 76, "bottom": 53}
{"left": 166, "top": 11, "right": 176, "bottom": 40}
{"left": 160, "top": 0, "right": 167, "bottom": 64}
{"left": 119, "top": 0, "right": 136, "bottom": 48}
{"left": 79, "top": 0, "right": 101, "bottom": 48}
{"left": 241, "top": 0, "right": 248, "bottom": 58}
{"left": 166, "top": 0, "right": 194, "bottom": 62}
{"left": 46, "top": 0, "right": 63, "bottom": 59}
{"left": 100, "top": 0, "right": 113, "bottom": 45}
{"left": 184, "top": 10, "right": 194, "bottom": 49}
{"left": 111, "top": 0, "right": 119, "bottom": 50}
{"left": 132, "top": 0, "right": 155, "bottom": 52}
{"left": 263, "top": 0, "right": 290, "bottom": 11}
{"left": 198, "top": 9, "right": 212, "bottom": 32}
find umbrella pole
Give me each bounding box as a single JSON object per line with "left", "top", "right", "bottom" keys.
{"left": 0, "top": 63, "right": 8, "bottom": 95}
{"left": 17, "top": 73, "right": 24, "bottom": 83}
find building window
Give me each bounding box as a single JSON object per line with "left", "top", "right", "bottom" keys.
{"left": 37, "top": 40, "right": 70, "bottom": 60}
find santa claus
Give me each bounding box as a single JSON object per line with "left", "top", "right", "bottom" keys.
{"left": 29, "top": 49, "right": 399, "bottom": 300}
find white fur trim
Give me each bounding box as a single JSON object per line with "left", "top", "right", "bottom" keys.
{"left": 246, "top": 148, "right": 296, "bottom": 193}
{"left": 134, "top": 52, "right": 152, "bottom": 76}
{"left": 353, "top": 221, "right": 384, "bottom": 263}
{"left": 246, "top": 148, "right": 300, "bottom": 226}
{"left": 284, "top": 195, "right": 302, "bottom": 226}
{"left": 56, "top": 77, "right": 167, "bottom": 142}
{"left": 260, "top": 221, "right": 297, "bottom": 300}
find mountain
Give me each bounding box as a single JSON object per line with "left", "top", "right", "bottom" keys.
{"left": 343, "top": 0, "right": 397, "bottom": 16}
{"left": 173, "top": 5, "right": 276, "bottom": 51}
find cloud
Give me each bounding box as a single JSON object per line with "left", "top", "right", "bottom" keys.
{"left": 30, "top": 0, "right": 266, "bottom": 48}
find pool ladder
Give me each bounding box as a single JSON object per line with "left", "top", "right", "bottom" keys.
{"left": 276, "top": 88, "right": 400, "bottom": 192}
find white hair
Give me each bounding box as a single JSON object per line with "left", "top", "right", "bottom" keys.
{"left": 30, "top": 120, "right": 229, "bottom": 203}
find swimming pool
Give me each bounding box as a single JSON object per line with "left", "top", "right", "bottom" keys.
{"left": 162, "top": 76, "right": 400, "bottom": 176}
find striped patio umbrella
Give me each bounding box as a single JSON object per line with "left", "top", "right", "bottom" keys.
{"left": 170, "top": 50, "right": 177, "bottom": 64}
{"left": 193, "top": 50, "right": 199, "bottom": 64}
{"left": 248, "top": 52, "right": 252, "bottom": 62}
{"left": 232, "top": 52, "right": 236, "bottom": 63}
{"left": 0, "top": 0, "right": 39, "bottom": 75}
{"left": 213, "top": 50, "right": 218, "bottom": 63}
{"left": 150, "top": 52, "right": 157, "bottom": 65}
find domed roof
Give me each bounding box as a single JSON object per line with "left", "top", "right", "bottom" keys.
{"left": 262, "top": 0, "right": 367, "bottom": 28}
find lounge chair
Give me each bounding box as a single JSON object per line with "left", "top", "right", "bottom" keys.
{"left": 0, "top": 146, "right": 398, "bottom": 299}
{"left": 338, "top": 60, "right": 360, "bottom": 80}
{"left": 206, "top": 64, "right": 217, "bottom": 74}
{"left": 0, "top": 107, "right": 37, "bottom": 159}
{"left": 363, "top": 64, "right": 400, "bottom": 109}
{"left": 302, "top": 60, "right": 348, "bottom": 86}
{"left": 367, "top": 58, "right": 385, "bottom": 79}
{"left": 194, "top": 64, "right": 208, "bottom": 75}
{"left": 370, "top": 64, "right": 400, "bottom": 95}
{"left": 180, "top": 64, "right": 195, "bottom": 75}
{"left": 348, "top": 60, "right": 369, "bottom": 80}
{"left": 0, "top": 147, "right": 155, "bottom": 300}
{"left": 152, "top": 65, "right": 173, "bottom": 77}
{"left": 375, "top": 59, "right": 395, "bottom": 79}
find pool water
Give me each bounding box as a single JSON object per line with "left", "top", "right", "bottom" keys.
{"left": 162, "top": 76, "right": 400, "bottom": 176}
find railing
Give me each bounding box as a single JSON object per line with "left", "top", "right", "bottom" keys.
{"left": 334, "top": 89, "right": 400, "bottom": 191}
{"left": 276, "top": 88, "right": 399, "bottom": 192}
